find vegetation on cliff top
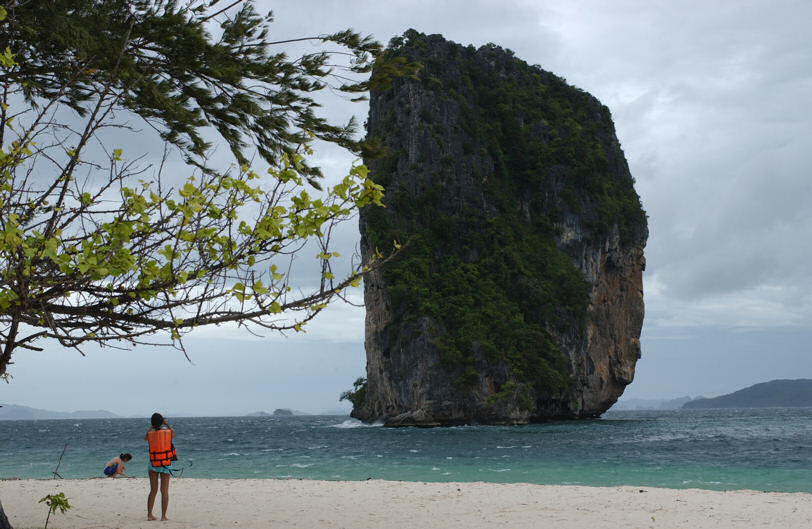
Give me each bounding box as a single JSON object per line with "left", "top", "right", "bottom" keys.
{"left": 361, "top": 30, "right": 647, "bottom": 412}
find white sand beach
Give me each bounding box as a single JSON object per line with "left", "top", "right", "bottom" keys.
{"left": 2, "top": 478, "right": 810, "bottom": 529}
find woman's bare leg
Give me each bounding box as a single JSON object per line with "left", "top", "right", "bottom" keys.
{"left": 147, "top": 470, "right": 159, "bottom": 521}
{"left": 159, "top": 473, "right": 171, "bottom": 521}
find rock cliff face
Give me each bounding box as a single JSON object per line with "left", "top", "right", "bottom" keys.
{"left": 355, "top": 31, "right": 647, "bottom": 426}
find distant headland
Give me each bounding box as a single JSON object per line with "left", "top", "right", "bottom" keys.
{"left": 682, "top": 379, "right": 812, "bottom": 409}
{"left": 0, "top": 405, "right": 310, "bottom": 420}
{"left": 0, "top": 403, "right": 121, "bottom": 420}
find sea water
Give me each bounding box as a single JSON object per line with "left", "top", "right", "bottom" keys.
{"left": 1, "top": 408, "right": 810, "bottom": 492}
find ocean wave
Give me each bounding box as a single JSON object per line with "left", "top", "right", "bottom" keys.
{"left": 330, "top": 419, "right": 384, "bottom": 429}
{"left": 3, "top": 410, "right": 808, "bottom": 491}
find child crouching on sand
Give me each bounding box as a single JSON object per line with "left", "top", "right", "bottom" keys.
{"left": 104, "top": 453, "right": 132, "bottom": 477}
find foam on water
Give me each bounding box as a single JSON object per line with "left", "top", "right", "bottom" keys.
{"left": 331, "top": 418, "right": 383, "bottom": 429}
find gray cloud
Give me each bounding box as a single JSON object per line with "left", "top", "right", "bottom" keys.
{"left": 5, "top": 1, "right": 812, "bottom": 413}
{"left": 269, "top": 0, "right": 812, "bottom": 397}
{"left": 543, "top": 2, "right": 812, "bottom": 331}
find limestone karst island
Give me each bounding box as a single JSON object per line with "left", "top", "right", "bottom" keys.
{"left": 349, "top": 31, "right": 648, "bottom": 427}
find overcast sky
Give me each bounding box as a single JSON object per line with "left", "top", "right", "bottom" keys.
{"left": 3, "top": 0, "right": 812, "bottom": 417}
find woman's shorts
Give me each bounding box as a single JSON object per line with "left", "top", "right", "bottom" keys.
{"left": 147, "top": 464, "right": 173, "bottom": 475}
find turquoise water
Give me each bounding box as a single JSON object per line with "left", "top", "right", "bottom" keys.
{"left": 1, "top": 408, "right": 810, "bottom": 492}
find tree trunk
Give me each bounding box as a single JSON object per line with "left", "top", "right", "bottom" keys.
{"left": 0, "top": 500, "right": 13, "bottom": 529}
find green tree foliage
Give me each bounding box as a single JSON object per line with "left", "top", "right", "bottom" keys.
{"left": 39, "top": 492, "right": 71, "bottom": 529}
{"left": 339, "top": 376, "right": 367, "bottom": 410}
{"left": 0, "top": 0, "right": 383, "bottom": 181}
{"left": 0, "top": 0, "right": 403, "bottom": 379}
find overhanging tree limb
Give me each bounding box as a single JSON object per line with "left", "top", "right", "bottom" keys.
{"left": 0, "top": 0, "right": 418, "bottom": 377}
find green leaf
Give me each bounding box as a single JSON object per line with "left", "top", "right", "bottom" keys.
{"left": 39, "top": 492, "right": 71, "bottom": 514}
{"left": 0, "top": 46, "right": 14, "bottom": 68}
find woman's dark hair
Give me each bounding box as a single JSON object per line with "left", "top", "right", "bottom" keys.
{"left": 120, "top": 453, "right": 132, "bottom": 461}
{"left": 151, "top": 413, "right": 164, "bottom": 429}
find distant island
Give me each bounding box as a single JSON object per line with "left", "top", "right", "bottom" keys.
{"left": 246, "top": 409, "right": 296, "bottom": 417}
{"left": 683, "top": 379, "right": 812, "bottom": 409}
{"left": 611, "top": 396, "right": 692, "bottom": 411}
{"left": 0, "top": 403, "right": 121, "bottom": 420}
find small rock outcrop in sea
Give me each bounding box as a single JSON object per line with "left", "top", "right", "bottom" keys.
{"left": 354, "top": 31, "right": 648, "bottom": 426}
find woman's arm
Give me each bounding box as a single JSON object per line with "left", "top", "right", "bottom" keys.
{"left": 164, "top": 419, "right": 176, "bottom": 439}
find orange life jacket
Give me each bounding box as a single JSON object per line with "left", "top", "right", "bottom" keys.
{"left": 147, "top": 428, "right": 176, "bottom": 467}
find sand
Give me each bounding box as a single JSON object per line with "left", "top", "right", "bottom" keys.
{"left": 2, "top": 478, "right": 810, "bottom": 529}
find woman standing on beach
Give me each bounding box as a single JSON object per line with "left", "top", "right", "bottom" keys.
{"left": 145, "top": 413, "right": 176, "bottom": 521}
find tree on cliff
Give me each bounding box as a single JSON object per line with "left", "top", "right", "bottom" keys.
{"left": 0, "top": 0, "right": 407, "bottom": 522}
